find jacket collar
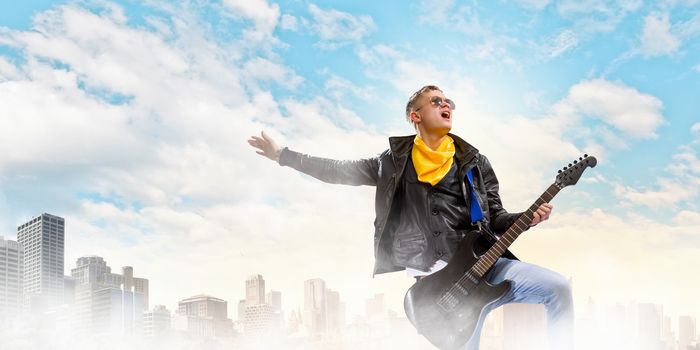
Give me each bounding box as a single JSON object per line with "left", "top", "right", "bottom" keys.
{"left": 389, "top": 133, "right": 479, "bottom": 167}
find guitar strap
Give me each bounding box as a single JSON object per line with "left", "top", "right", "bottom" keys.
{"left": 466, "top": 168, "right": 484, "bottom": 225}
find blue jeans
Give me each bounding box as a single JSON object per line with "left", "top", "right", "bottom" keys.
{"left": 463, "top": 258, "right": 574, "bottom": 350}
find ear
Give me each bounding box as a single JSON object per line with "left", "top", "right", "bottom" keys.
{"left": 409, "top": 111, "right": 421, "bottom": 124}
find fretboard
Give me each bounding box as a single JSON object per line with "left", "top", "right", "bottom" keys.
{"left": 469, "top": 183, "right": 561, "bottom": 278}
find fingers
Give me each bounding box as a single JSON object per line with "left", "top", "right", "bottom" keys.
{"left": 248, "top": 136, "right": 268, "bottom": 150}
{"left": 531, "top": 203, "right": 554, "bottom": 226}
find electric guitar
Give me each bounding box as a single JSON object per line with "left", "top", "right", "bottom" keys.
{"left": 403, "top": 154, "right": 597, "bottom": 350}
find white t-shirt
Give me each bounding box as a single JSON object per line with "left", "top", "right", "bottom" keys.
{"left": 405, "top": 259, "right": 448, "bottom": 277}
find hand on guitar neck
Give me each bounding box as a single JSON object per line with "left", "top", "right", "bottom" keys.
{"left": 530, "top": 203, "right": 553, "bottom": 226}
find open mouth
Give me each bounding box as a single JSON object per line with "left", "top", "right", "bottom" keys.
{"left": 441, "top": 111, "right": 451, "bottom": 119}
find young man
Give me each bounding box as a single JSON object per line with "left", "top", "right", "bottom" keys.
{"left": 248, "top": 85, "right": 573, "bottom": 349}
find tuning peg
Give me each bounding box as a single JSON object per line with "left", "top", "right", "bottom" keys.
{"left": 558, "top": 170, "right": 562, "bottom": 174}
{"left": 568, "top": 163, "right": 572, "bottom": 167}
{"left": 579, "top": 157, "right": 583, "bottom": 161}
{"left": 584, "top": 154, "right": 588, "bottom": 157}
{"left": 573, "top": 160, "right": 578, "bottom": 164}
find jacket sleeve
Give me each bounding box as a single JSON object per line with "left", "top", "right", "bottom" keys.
{"left": 480, "top": 155, "right": 523, "bottom": 235}
{"left": 277, "top": 147, "right": 380, "bottom": 186}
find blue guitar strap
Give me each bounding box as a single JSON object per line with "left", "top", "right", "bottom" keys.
{"left": 466, "top": 168, "right": 484, "bottom": 225}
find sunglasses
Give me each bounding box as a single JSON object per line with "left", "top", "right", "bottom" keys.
{"left": 415, "top": 96, "right": 456, "bottom": 111}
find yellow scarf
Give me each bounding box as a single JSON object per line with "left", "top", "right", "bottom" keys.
{"left": 412, "top": 135, "right": 455, "bottom": 186}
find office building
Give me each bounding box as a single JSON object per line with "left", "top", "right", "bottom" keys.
{"left": 16, "top": 213, "right": 65, "bottom": 310}
{"left": 174, "top": 294, "right": 233, "bottom": 338}
{"left": 0, "top": 236, "right": 24, "bottom": 321}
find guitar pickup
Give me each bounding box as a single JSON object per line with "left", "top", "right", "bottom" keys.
{"left": 437, "top": 291, "right": 459, "bottom": 312}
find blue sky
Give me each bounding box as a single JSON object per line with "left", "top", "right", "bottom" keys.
{"left": 1, "top": 0, "right": 699, "bottom": 331}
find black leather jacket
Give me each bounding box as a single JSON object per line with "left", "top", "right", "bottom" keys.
{"left": 278, "top": 133, "right": 521, "bottom": 276}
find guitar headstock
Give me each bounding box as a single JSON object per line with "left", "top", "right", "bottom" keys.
{"left": 555, "top": 154, "right": 597, "bottom": 188}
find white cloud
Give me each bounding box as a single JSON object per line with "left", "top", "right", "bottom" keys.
{"left": 614, "top": 179, "right": 698, "bottom": 207}
{"left": 692, "top": 122, "right": 700, "bottom": 135}
{"left": 220, "top": 0, "right": 286, "bottom": 51}
{"left": 675, "top": 11, "right": 700, "bottom": 39}
{"left": 307, "top": 4, "right": 376, "bottom": 48}
{"left": 555, "top": 0, "right": 640, "bottom": 36}
{"left": 323, "top": 74, "right": 377, "bottom": 103}
{"left": 640, "top": 12, "right": 680, "bottom": 57}
{"left": 279, "top": 14, "right": 299, "bottom": 31}
{"left": 674, "top": 210, "right": 700, "bottom": 225}
{"left": 694, "top": 64, "right": 700, "bottom": 73}
{"left": 242, "top": 57, "right": 303, "bottom": 89}
{"left": 561, "top": 79, "right": 664, "bottom": 139}
{"left": 0, "top": 57, "right": 22, "bottom": 80}
{"left": 669, "top": 146, "right": 700, "bottom": 175}
{"left": 547, "top": 29, "right": 579, "bottom": 57}
{"left": 418, "top": 0, "right": 458, "bottom": 23}
{"left": 615, "top": 145, "right": 700, "bottom": 207}
{"left": 222, "top": 0, "right": 279, "bottom": 34}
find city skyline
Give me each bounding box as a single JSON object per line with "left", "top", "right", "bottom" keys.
{"left": 2, "top": 214, "right": 700, "bottom": 349}
{"left": 3, "top": 212, "right": 700, "bottom": 325}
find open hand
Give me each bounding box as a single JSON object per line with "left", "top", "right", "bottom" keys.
{"left": 248, "top": 130, "right": 280, "bottom": 161}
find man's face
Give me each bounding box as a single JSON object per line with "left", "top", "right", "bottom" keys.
{"left": 412, "top": 90, "right": 453, "bottom": 134}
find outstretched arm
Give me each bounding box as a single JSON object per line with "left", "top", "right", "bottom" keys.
{"left": 248, "top": 130, "right": 380, "bottom": 186}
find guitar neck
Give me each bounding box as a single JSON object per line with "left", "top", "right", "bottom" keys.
{"left": 470, "top": 183, "right": 561, "bottom": 278}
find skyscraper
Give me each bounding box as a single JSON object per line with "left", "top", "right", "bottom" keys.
{"left": 680, "top": 316, "right": 697, "bottom": 350}
{"left": 304, "top": 278, "right": 326, "bottom": 336}
{"left": 144, "top": 305, "right": 171, "bottom": 338}
{"left": 0, "top": 236, "right": 24, "bottom": 322}
{"left": 638, "top": 303, "right": 664, "bottom": 350}
{"left": 121, "top": 266, "right": 150, "bottom": 310}
{"left": 325, "top": 288, "right": 341, "bottom": 333}
{"left": 133, "top": 277, "right": 149, "bottom": 310}
{"left": 241, "top": 275, "right": 277, "bottom": 335}
{"left": 246, "top": 274, "right": 265, "bottom": 306}
{"left": 16, "top": 213, "right": 65, "bottom": 310}
{"left": 71, "top": 256, "right": 146, "bottom": 336}
{"left": 365, "top": 293, "right": 385, "bottom": 320}
{"left": 266, "top": 290, "right": 283, "bottom": 328}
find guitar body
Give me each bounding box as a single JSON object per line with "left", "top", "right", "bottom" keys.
{"left": 404, "top": 233, "right": 511, "bottom": 350}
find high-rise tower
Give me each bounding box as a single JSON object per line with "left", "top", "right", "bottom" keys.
{"left": 16, "top": 213, "right": 65, "bottom": 310}
{"left": 0, "top": 236, "right": 24, "bottom": 321}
